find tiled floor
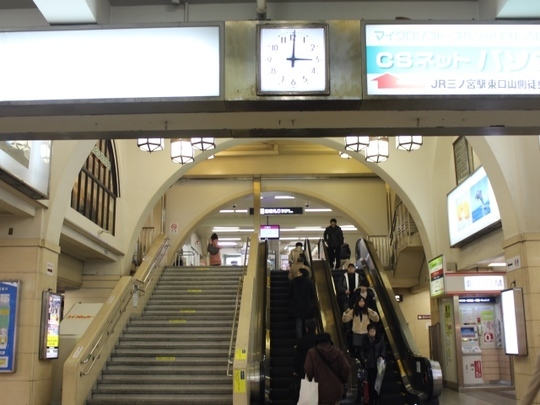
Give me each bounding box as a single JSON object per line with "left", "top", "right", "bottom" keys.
{"left": 439, "top": 387, "right": 516, "bottom": 405}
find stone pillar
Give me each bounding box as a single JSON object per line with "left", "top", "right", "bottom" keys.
{"left": 503, "top": 233, "right": 540, "bottom": 404}
{"left": 0, "top": 238, "right": 60, "bottom": 405}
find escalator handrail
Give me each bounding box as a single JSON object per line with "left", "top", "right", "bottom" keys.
{"left": 356, "top": 237, "right": 442, "bottom": 401}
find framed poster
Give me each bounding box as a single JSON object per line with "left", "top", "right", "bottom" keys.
{"left": 39, "top": 291, "right": 62, "bottom": 360}
{"left": 0, "top": 281, "right": 21, "bottom": 373}
{"left": 453, "top": 137, "right": 474, "bottom": 185}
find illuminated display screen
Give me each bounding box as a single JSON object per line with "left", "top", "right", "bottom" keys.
{"left": 260, "top": 225, "right": 280, "bottom": 240}
{"left": 447, "top": 166, "right": 501, "bottom": 247}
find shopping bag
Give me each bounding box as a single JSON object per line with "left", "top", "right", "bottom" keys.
{"left": 297, "top": 378, "right": 318, "bottom": 405}
{"left": 374, "top": 357, "right": 386, "bottom": 394}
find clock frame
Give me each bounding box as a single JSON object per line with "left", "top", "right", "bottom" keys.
{"left": 257, "top": 23, "right": 330, "bottom": 96}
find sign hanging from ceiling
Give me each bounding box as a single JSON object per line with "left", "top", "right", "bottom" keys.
{"left": 250, "top": 207, "right": 304, "bottom": 215}
{"left": 364, "top": 23, "right": 540, "bottom": 96}
{"left": 0, "top": 26, "right": 221, "bottom": 102}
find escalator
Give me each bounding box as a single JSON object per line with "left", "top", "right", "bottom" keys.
{"left": 264, "top": 237, "right": 441, "bottom": 404}
{"left": 352, "top": 238, "right": 443, "bottom": 404}
{"left": 311, "top": 238, "right": 442, "bottom": 404}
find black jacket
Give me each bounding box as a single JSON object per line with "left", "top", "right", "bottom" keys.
{"left": 361, "top": 333, "right": 386, "bottom": 369}
{"left": 293, "top": 331, "right": 317, "bottom": 377}
{"left": 288, "top": 275, "right": 315, "bottom": 319}
{"left": 324, "top": 225, "right": 344, "bottom": 248}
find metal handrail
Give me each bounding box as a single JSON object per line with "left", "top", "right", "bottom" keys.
{"left": 134, "top": 236, "right": 170, "bottom": 292}
{"left": 227, "top": 275, "right": 244, "bottom": 376}
{"left": 79, "top": 288, "right": 132, "bottom": 376}
{"left": 227, "top": 236, "right": 250, "bottom": 376}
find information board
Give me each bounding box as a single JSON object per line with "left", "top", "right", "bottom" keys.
{"left": 0, "top": 281, "right": 20, "bottom": 373}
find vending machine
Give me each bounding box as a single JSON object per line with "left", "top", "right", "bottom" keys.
{"left": 461, "top": 325, "right": 483, "bottom": 384}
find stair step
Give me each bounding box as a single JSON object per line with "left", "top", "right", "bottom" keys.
{"left": 88, "top": 265, "right": 240, "bottom": 405}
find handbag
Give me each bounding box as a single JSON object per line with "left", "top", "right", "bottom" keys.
{"left": 374, "top": 357, "right": 386, "bottom": 394}
{"left": 297, "top": 378, "right": 318, "bottom": 405}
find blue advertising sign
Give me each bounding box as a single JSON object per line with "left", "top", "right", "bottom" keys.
{"left": 364, "top": 23, "right": 540, "bottom": 96}
{"left": 0, "top": 281, "right": 20, "bottom": 373}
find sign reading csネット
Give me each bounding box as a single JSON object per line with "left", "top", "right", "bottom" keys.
{"left": 364, "top": 24, "right": 540, "bottom": 96}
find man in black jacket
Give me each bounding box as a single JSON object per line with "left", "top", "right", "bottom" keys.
{"left": 323, "top": 218, "right": 344, "bottom": 270}
{"left": 289, "top": 268, "right": 315, "bottom": 339}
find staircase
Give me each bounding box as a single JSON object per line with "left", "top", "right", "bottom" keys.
{"left": 268, "top": 270, "right": 297, "bottom": 404}
{"left": 86, "top": 266, "right": 244, "bottom": 405}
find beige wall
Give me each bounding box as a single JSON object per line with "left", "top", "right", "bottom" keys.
{"left": 395, "top": 288, "right": 431, "bottom": 359}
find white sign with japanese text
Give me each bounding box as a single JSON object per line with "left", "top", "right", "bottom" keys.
{"left": 365, "top": 24, "right": 540, "bottom": 95}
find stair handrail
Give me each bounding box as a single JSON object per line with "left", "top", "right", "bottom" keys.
{"left": 62, "top": 234, "right": 171, "bottom": 405}
{"left": 227, "top": 236, "right": 250, "bottom": 376}
{"left": 134, "top": 234, "right": 171, "bottom": 292}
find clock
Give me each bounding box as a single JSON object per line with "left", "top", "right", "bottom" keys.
{"left": 257, "top": 23, "right": 329, "bottom": 95}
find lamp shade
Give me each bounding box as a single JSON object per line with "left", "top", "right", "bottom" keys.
{"left": 339, "top": 151, "right": 351, "bottom": 159}
{"left": 396, "top": 135, "right": 423, "bottom": 151}
{"left": 365, "top": 136, "right": 389, "bottom": 163}
{"left": 191, "top": 137, "right": 216, "bottom": 151}
{"left": 170, "top": 138, "right": 194, "bottom": 164}
{"left": 344, "top": 136, "right": 369, "bottom": 152}
{"left": 137, "top": 138, "right": 164, "bottom": 153}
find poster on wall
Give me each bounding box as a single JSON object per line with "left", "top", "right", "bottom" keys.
{"left": 39, "top": 291, "right": 62, "bottom": 360}
{"left": 0, "top": 281, "right": 21, "bottom": 373}
{"left": 429, "top": 255, "right": 445, "bottom": 297}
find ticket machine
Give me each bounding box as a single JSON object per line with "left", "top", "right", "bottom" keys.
{"left": 461, "top": 325, "right": 483, "bottom": 384}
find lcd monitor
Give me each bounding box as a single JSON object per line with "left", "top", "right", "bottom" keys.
{"left": 447, "top": 166, "right": 501, "bottom": 247}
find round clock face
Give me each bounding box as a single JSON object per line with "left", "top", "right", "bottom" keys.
{"left": 258, "top": 25, "right": 329, "bottom": 95}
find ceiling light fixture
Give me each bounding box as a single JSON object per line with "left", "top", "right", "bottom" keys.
{"left": 365, "top": 136, "right": 389, "bottom": 163}
{"left": 191, "top": 137, "right": 216, "bottom": 151}
{"left": 344, "top": 135, "right": 369, "bottom": 152}
{"left": 396, "top": 135, "right": 423, "bottom": 152}
{"left": 137, "top": 138, "right": 164, "bottom": 153}
{"left": 170, "top": 138, "right": 194, "bottom": 164}
{"left": 339, "top": 151, "right": 351, "bottom": 159}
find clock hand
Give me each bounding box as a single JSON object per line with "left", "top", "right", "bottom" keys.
{"left": 286, "top": 30, "right": 298, "bottom": 68}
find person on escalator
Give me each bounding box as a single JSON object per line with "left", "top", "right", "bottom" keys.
{"left": 351, "top": 278, "right": 377, "bottom": 313}
{"left": 337, "top": 263, "right": 362, "bottom": 312}
{"left": 342, "top": 295, "right": 380, "bottom": 358}
{"left": 323, "top": 218, "right": 344, "bottom": 270}
{"left": 288, "top": 253, "right": 311, "bottom": 280}
{"left": 289, "top": 268, "right": 316, "bottom": 340}
{"left": 304, "top": 332, "right": 351, "bottom": 405}
{"left": 360, "top": 323, "right": 386, "bottom": 405}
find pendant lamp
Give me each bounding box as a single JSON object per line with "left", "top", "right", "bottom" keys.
{"left": 396, "top": 135, "right": 423, "bottom": 152}
{"left": 137, "top": 138, "right": 164, "bottom": 153}
{"left": 365, "top": 136, "right": 389, "bottom": 163}
{"left": 191, "top": 137, "right": 216, "bottom": 151}
{"left": 170, "top": 138, "right": 194, "bottom": 164}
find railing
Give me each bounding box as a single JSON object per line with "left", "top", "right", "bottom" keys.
{"left": 227, "top": 236, "right": 251, "bottom": 376}
{"left": 232, "top": 234, "right": 266, "bottom": 405}
{"left": 388, "top": 200, "right": 420, "bottom": 269}
{"left": 62, "top": 235, "right": 170, "bottom": 405}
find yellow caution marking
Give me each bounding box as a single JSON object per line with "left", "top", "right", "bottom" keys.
{"left": 234, "top": 370, "right": 246, "bottom": 393}
{"left": 187, "top": 289, "right": 202, "bottom": 293}
{"left": 235, "top": 348, "right": 247, "bottom": 360}
{"left": 169, "top": 319, "right": 187, "bottom": 324}
{"left": 179, "top": 309, "right": 196, "bottom": 313}
{"left": 156, "top": 357, "right": 176, "bottom": 361}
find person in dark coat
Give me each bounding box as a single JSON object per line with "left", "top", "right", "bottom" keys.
{"left": 337, "top": 263, "right": 362, "bottom": 312}
{"left": 350, "top": 278, "right": 377, "bottom": 313}
{"left": 360, "top": 323, "right": 386, "bottom": 405}
{"left": 323, "top": 218, "right": 344, "bottom": 270}
{"left": 289, "top": 268, "right": 315, "bottom": 339}
{"left": 304, "top": 332, "right": 351, "bottom": 405}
